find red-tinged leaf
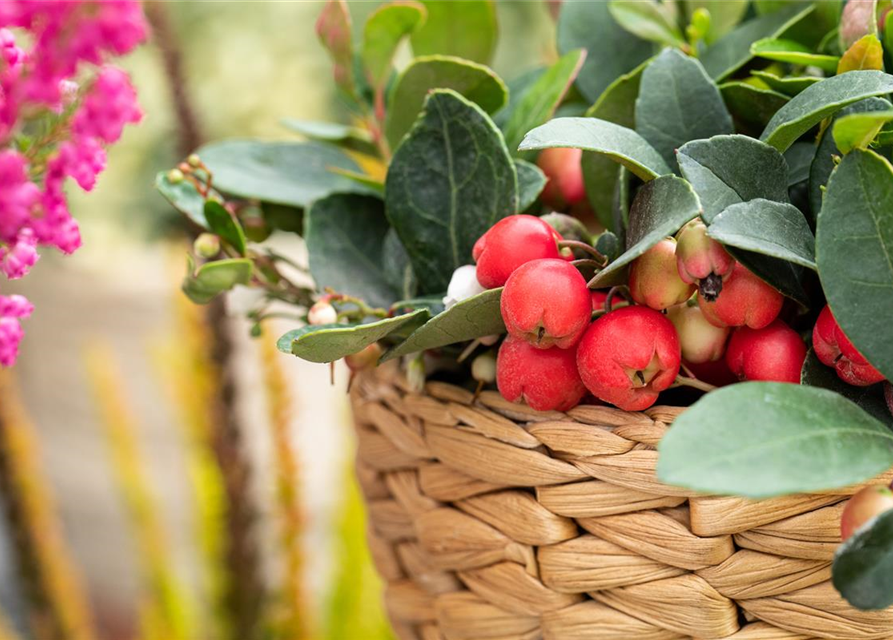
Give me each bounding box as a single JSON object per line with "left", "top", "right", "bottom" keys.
{"left": 316, "top": 0, "right": 354, "bottom": 96}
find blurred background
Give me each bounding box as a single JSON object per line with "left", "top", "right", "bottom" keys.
{"left": 0, "top": 3, "right": 556, "bottom": 639}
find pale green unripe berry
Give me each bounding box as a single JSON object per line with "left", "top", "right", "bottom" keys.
{"left": 167, "top": 168, "right": 185, "bottom": 184}
{"left": 193, "top": 233, "right": 220, "bottom": 258}
{"left": 471, "top": 351, "right": 497, "bottom": 384}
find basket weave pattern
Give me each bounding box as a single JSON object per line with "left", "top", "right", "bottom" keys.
{"left": 350, "top": 362, "right": 893, "bottom": 640}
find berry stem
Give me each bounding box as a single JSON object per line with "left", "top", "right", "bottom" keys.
{"left": 671, "top": 375, "right": 717, "bottom": 393}
{"left": 604, "top": 285, "right": 632, "bottom": 314}
{"left": 571, "top": 259, "right": 605, "bottom": 271}
{"left": 559, "top": 240, "right": 607, "bottom": 264}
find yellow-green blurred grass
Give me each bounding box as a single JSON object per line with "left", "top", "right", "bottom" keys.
{"left": 84, "top": 345, "right": 194, "bottom": 640}
{"left": 0, "top": 370, "right": 97, "bottom": 640}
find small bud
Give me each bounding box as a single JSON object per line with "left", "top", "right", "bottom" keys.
{"left": 167, "top": 168, "right": 185, "bottom": 184}
{"left": 443, "top": 265, "right": 485, "bottom": 309}
{"left": 345, "top": 342, "right": 383, "bottom": 372}
{"left": 308, "top": 300, "right": 338, "bottom": 326}
{"left": 471, "top": 351, "right": 497, "bottom": 384}
{"left": 178, "top": 162, "right": 191, "bottom": 173}
{"left": 193, "top": 233, "right": 220, "bottom": 258}
{"left": 187, "top": 153, "right": 201, "bottom": 168}
{"left": 405, "top": 354, "right": 426, "bottom": 393}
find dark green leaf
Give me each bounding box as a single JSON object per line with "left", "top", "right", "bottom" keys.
{"left": 198, "top": 140, "right": 374, "bottom": 208}
{"left": 261, "top": 202, "right": 303, "bottom": 234}
{"left": 409, "top": 0, "right": 497, "bottom": 64}
{"left": 608, "top": 0, "right": 686, "bottom": 47}
{"left": 635, "top": 48, "right": 733, "bottom": 169}
{"left": 590, "top": 175, "right": 701, "bottom": 287}
{"left": 596, "top": 231, "right": 622, "bottom": 262}
{"left": 750, "top": 37, "right": 840, "bottom": 72}
{"left": 833, "top": 509, "right": 893, "bottom": 611}
{"left": 204, "top": 201, "right": 247, "bottom": 256}
{"left": 677, "top": 135, "right": 790, "bottom": 223}
{"left": 707, "top": 199, "right": 816, "bottom": 270}
{"left": 802, "top": 349, "right": 892, "bottom": 426}
{"left": 657, "top": 382, "right": 893, "bottom": 499}
{"left": 277, "top": 309, "right": 430, "bottom": 363}
{"left": 720, "top": 81, "right": 790, "bottom": 130}
{"left": 280, "top": 118, "right": 378, "bottom": 156}
{"left": 557, "top": 0, "right": 653, "bottom": 103}
{"left": 751, "top": 70, "right": 821, "bottom": 96}
{"left": 385, "top": 55, "right": 508, "bottom": 149}
{"left": 182, "top": 256, "right": 253, "bottom": 305}
{"left": 581, "top": 59, "right": 648, "bottom": 229}
{"left": 305, "top": 194, "right": 395, "bottom": 309}
{"left": 833, "top": 110, "right": 893, "bottom": 154}
{"left": 515, "top": 159, "right": 547, "bottom": 211}
{"left": 809, "top": 98, "right": 892, "bottom": 218}
{"left": 382, "top": 228, "right": 417, "bottom": 301}
{"left": 362, "top": 1, "right": 426, "bottom": 90}
{"left": 519, "top": 117, "right": 672, "bottom": 181}
{"left": 502, "top": 49, "right": 586, "bottom": 156}
{"left": 700, "top": 4, "right": 814, "bottom": 81}
{"left": 155, "top": 171, "right": 212, "bottom": 229}
{"left": 492, "top": 67, "right": 545, "bottom": 130}
{"left": 785, "top": 141, "right": 815, "bottom": 186}
{"left": 381, "top": 288, "right": 504, "bottom": 361}
{"left": 761, "top": 71, "right": 893, "bottom": 152}
{"left": 817, "top": 149, "right": 893, "bottom": 381}
{"left": 385, "top": 89, "right": 517, "bottom": 293}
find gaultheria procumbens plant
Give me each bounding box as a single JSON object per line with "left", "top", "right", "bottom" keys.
{"left": 157, "top": 0, "right": 893, "bottom": 611}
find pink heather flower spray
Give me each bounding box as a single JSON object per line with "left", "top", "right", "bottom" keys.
{"left": 0, "top": 1, "right": 148, "bottom": 366}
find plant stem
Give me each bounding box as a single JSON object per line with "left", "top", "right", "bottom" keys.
{"left": 559, "top": 240, "right": 607, "bottom": 263}
{"left": 672, "top": 375, "right": 717, "bottom": 393}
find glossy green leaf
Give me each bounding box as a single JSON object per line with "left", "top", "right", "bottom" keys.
{"left": 635, "top": 48, "right": 733, "bottom": 169}
{"left": 502, "top": 49, "right": 586, "bottom": 156}
{"left": 277, "top": 309, "right": 430, "bottom": 363}
{"left": 720, "top": 82, "right": 790, "bottom": 130}
{"left": 155, "top": 171, "right": 213, "bottom": 229}
{"left": 316, "top": 0, "right": 355, "bottom": 96}
{"left": 582, "top": 59, "right": 648, "bottom": 229}
{"left": 833, "top": 509, "right": 893, "bottom": 611}
{"left": 198, "top": 140, "right": 374, "bottom": 208}
{"left": 761, "top": 71, "right": 893, "bottom": 152}
{"left": 362, "top": 1, "right": 426, "bottom": 91}
{"left": 750, "top": 38, "right": 840, "bottom": 72}
{"left": 386, "top": 90, "right": 517, "bottom": 294}
{"left": 840, "top": 0, "right": 878, "bottom": 50}
{"left": 280, "top": 119, "right": 378, "bottom": 156}
{"left": 304, "top": 194, "right": 395, "bottom": 309}
{"left": 557, "top": 0, "right": 653, "bottom": 103}
{"left": 838, "top": 34, "right": 885, "bottom": 73}
{"left": 785, "top": 141, "right": 815, "bottom": 186}
{"left": 608, "top": 0, "right": 686, "bottom": 47}
{"left": 382, "top": 228, "right": 417, "bottom": 301}
{"left": 385, "top": 55, "right": 508, "bottom": 149}
{"left": 515, "top": 159, "right": 547, "bottom": 211}
{"left": 685, "top": 0, "right": 749, "bottom": 44}
{"left": 832, "top": 110, "right": 893, "bottom": 153}
{"left": 182, "top": 256, "right": 253, "bottom": 305}
{"left": 381, "top": 288, "right": 504, "bottom": 361}
{"left": 492, "top": 67, "right": 545, "bottom": 130}
{"left": 677, "top": 135, "right": 790, "bottom": 223}
{"left": 409, "top": 0, "right": 497, "bottom": 64}
{"left": 707, "top": 199, "right": 816, "bottom": 270}
{"left": 701, "top": 4, "right": 814, "bottom": 81}
{"left": 817, "top": 149, "right": 893, "bottom": 382}
{"left": 590, "top": 175, "right": 701, "bottom": 287}
{"left": 751, "top": 70, "right": 821, "bottom": 96}
{"left": 520, "top": 117, "right": 672, "bottom": 181}
{"left": 809, "top": 98, "right": 892, "bottom": 217}
{"left": 657, "top": 382, "right": 893, "bottom": 499}
{"left": 801, "top": 350, "right": 892, "bottom": 426}
{"left": 203, "top": 201, "right": 247, "bottom": 256}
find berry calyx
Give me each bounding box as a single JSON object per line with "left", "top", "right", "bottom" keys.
{"left": 725, "top": 320, "right": 806, "bottom": 384}
{"left": 629, "top": 238, "right": 696, "bottom": 311}
{"left": 813, "top": 305, "right": 885, "bottom": 387}
{"left": 667, "top": 301, "right": 730, "bottom": 364}
{"left": 308, "top": 300, "right": 338, "bottom": 326}
{"left": 841, "top": 485, "right": 893, "bottom": 541}
{"left": 675, "top": 219, "right": 734, "bottom": 302}
{"left": 576, "top": 306, "right": 681, "bottom": 411}
{"left": 537, "top": 147, "right": 585, "bottom": 211}
{"left": 473, "top": 215, "right": 563, "bottom": 289}
{"left": 501, "top": 259, "right": 591, "bottom": 349}
{"left": 344, "top": 342, "right": 382, "bottom": 372}
{"left": 496, "top": 335, "right": 586, "bottom": 412}
{"left": 698, "top": 263, "right": 783, "bottom": 329}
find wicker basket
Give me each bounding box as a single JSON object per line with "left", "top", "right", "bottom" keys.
{"left": 350, "top": 361, "right": 893, "bottom": 640}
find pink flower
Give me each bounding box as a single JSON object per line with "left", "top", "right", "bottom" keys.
{"left": 0, "top": 294, "right": 32, "bottom": 318}
{"left": 0, "top": 150, "right": 40, "bottom": 242}
{"left": 74, "top": 66, "right": 142, "bottom": 144}
{"left": 0, "top": 315, "right": 24, "bottom": 366}
{"left": 0, "top": 229, "right": 37, "bottom": 278}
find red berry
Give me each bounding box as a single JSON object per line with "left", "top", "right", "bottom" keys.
{"left": 813, "top": 305, "right": 885, "bottom": 387}
{"left": 841, "top": 485, "right": 893, "bottom": 541}
{"left": 675, "top": 219, "right": 734, "bottom": 301}
{"left": 473, "top": 215, "right": 563, "bottom": 289}
{"left": 501, "top": 259, "right": 591, "bottom": 349}
{"left": 496, "top": 335, "right": 586, "bottom": 412}
{"left": 725, "top": 320, "right": 806, "bottom": 383}
{"left": 537, "top": 147, "right": 585, "bottom": 211}
{"left": 698, "top": 262, "right": 783, "bottom": 329}
{"left": 629, "top": 238, "right": 696, "bottom": 311}
{"left": 591, "top": 290, "right": 608, "bottom": 313}
{"left": 345, "top": 343, "right": 383, "bottom": 372}
{"left": 576, "top": 306, "right": 681, "bottom": 412}
{"left": 667, "top": 302, "right": 730, "bottom": 364}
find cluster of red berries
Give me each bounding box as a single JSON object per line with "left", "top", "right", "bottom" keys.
{"left": 473, "top": 214, "right": 886, "bottom": 414}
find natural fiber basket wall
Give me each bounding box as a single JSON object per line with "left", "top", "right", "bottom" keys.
{"left": 351, "top": 361, "right": 893, "bottom": 640}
